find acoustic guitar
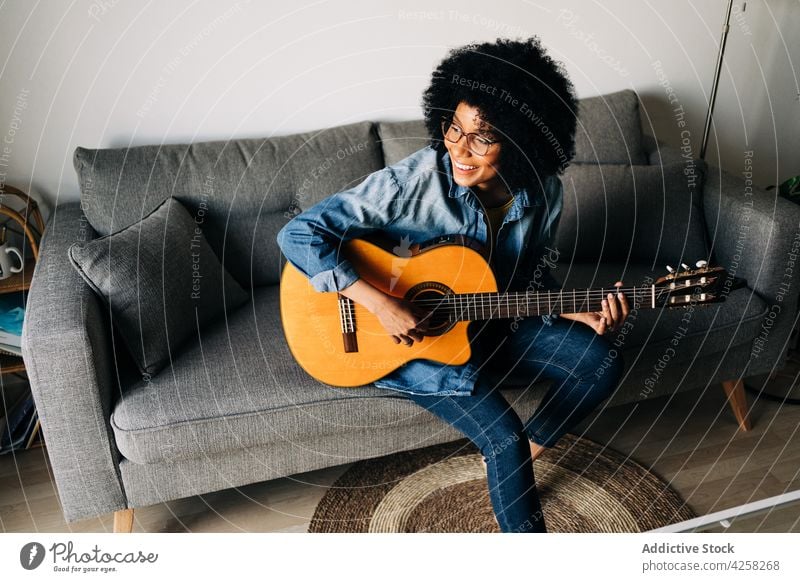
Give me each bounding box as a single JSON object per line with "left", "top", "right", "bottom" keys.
{"left": 280, "top": 234, "right": 734, "bottom": 387}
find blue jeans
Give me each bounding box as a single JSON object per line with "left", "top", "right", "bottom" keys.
{"left": 402, "top": 316, "right": 624, "bottom": 533}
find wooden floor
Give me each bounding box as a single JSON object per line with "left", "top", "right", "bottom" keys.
{"left": 2, "top": 364, "right": 799, "bottom": 533}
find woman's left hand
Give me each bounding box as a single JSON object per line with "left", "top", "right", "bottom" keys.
{"left": 560, "top": 281, "right": 630, "bottom": 335}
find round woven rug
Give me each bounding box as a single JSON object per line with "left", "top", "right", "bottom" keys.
{"left": 309, "top": 434, "right": 695, "bottom": 533}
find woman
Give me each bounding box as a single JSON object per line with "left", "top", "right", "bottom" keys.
{"left": 277, "top": 37, "right": 629, "bottom": 533}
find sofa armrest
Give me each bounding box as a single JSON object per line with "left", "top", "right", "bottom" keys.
{"left": 21, "top": 201, "right": 126, "bottom": 522}
{"left": 703, "top": 165, "right": 800, "bottom": 372}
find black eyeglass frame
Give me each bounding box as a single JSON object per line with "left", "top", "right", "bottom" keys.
{"left": 440, "top": 118, "right": 501, "bottom": 156}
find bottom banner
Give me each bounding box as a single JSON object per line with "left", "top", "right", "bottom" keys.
{"left": 1, "top": 533, "right": 798, "bottom": 581}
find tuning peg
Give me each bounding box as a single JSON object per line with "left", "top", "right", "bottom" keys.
{"left": 666, "top": 265, "right": 675, "bottom": 273}
{"left": 695, "top": 260, "right": 708, "bottom": 268}
{"left": 681, "top": 263, "right": 690, "bottom": 271}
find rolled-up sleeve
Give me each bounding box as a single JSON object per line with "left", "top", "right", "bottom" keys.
{"left": 276, "top": 168, "right": 400, "bottom": 293}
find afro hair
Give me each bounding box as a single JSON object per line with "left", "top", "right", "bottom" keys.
{"left": 422, "top": 37, "right": 578, "bottom": 190}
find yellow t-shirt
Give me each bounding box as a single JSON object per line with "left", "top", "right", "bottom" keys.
{"left": 482, "top": 195, "right": 515, "bottom": 256}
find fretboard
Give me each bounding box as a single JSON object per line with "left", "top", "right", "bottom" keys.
{"left": 416, "top": 286, "right": 660, "bottom": 322}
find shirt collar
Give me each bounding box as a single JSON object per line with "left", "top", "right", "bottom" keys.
{"left": 438, "top": 147, "right": 543, "bottom": 208}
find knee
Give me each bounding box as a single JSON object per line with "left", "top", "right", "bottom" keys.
{"left": 588, "top": 336, "right": 625, "bottom": 395}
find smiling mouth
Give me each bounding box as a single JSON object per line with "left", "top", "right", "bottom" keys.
{"left": 454, "top": 161, "right": 478, "bottom": 172}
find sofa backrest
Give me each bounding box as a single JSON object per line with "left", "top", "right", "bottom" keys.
{"left": 74, "top": 121, "right": 384, "bottom": 288}
{"left": 73, "top": 89, "right": 650, "bottom": 288}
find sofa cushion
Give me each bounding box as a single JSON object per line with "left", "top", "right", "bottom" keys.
{"left": 73, "top": 121, "right": 385, "bottom": 288}
{"left": 572, "top": 89, "right": 647, "bottom": 164}
{"left": 68, "top": 197, "right": 249, "bottom": 376}
{"left": 555, "top": 160, "right": 709, "bottom": 266}
{"left": 110, "top": 285, "right": 436, "bottom": 465}
{"left": 377, "top": 119, "right": 430, "bottom": 166}
{"left": 642, "top": 133, "right": 685, "bottom": 166}
{"left": 111, "top": 259, "right": 763, "bottom": 465}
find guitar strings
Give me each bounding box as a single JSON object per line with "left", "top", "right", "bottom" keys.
{"left": 407, "top": 286, "right": 678, "bottom": 308}
{"left": 334, "top": 286, "right": 699, "bottom": 325}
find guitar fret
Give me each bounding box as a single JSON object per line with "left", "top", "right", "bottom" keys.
{"left": 444, "top": 284, "right": 647, "bottom": 323}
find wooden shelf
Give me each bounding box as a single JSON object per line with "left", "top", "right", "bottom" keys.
{"left": 0, "top": 185, "right": 43, "bottom": 452}
{"left": 0, "top": 258, "right": 36, "bottom": 293}
{"left": 0, "top": 353, "right": 26, "bottom": 374}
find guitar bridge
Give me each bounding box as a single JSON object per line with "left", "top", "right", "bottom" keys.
{"left": 338, "top": 294, "right": 358, "bottom": 353}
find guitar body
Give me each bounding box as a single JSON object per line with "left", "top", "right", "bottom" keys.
{"left": 280, "top": 236, "right": 497, "bottom": 387}
{"left": 281, "top": 234, "right": 732, "bottom": 388}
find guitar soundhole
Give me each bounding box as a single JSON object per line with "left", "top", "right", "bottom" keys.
{"left": 406, "top": 282, "right": 456, "bottom": 337}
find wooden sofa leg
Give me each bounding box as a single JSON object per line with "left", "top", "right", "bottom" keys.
{"left": 721, "top": 379, "right": 752, "bottom": 431}
{"left": 113, "top": 509, "right": 134, "bottom": 533}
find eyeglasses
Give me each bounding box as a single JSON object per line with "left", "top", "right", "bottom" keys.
{"left": 441, "top": 119, "right": 500, "bottom": 156}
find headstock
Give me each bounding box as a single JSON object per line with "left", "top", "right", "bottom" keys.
{"left": 653, "top": 260, "right": 732, "bottom": 308}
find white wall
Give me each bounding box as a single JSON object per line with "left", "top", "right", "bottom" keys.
{"left": 1, "top": 0, "right": 798, "bottom": 221}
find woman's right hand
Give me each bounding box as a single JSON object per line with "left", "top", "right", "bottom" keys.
{"left": 338, "top": 278, "right": 430, "bottom": 346}
{"left": 372, "top": 295, "right": 431, "bottom": 346}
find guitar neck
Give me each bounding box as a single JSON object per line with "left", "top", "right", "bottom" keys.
{"left": 427, "top": 286, "right": 658, "bottom": 322}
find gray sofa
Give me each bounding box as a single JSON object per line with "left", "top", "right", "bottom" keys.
{"left": 22, "top": 89, "right": 800, "bottom": 529}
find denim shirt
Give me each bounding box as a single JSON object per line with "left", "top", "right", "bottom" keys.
{"left": 276, "top": 145, "right": 563, "bottom": 397}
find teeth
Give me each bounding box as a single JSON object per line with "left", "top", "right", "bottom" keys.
{"left": 456, "top": 162, "right": 477, "bottom": 170}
